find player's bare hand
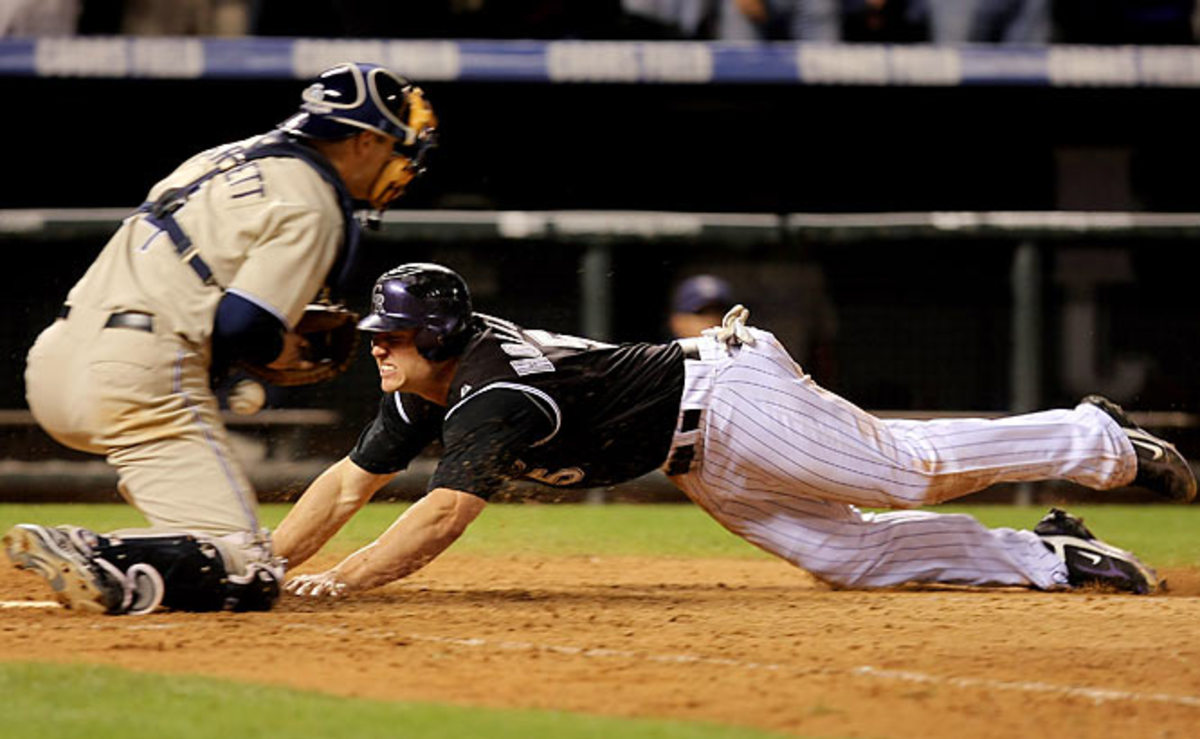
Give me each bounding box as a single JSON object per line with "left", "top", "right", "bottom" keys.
{"left": 285, "top": 570, "right": 350, "bottom": 599}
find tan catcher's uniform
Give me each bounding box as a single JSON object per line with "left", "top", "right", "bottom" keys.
{"left": 25, "top": 134, "right": 345, "bottom": 570}
{"left": 9, "top": 61, "right": 437, "bottom": 614}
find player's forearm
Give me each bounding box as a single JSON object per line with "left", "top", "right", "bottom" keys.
{"left": 273, "top": 457, "right": 390, "bottom": 568}
{"left": 333, "top": 487, "right": 486, "bottom": 591}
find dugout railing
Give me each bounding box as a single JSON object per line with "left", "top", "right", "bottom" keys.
{"left": 2, "top": 208, "right": 1197, "bottom": 504}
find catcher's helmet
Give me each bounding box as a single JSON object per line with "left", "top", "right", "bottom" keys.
{"left": 278, "top": 62, "right": 438, "bottom": 169}
{"left": 358, "top": 263, "right": 474, "bottom": 360}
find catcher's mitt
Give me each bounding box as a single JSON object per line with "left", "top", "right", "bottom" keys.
{"left": 240, "top": 302, "right": 360, "bottom": 387}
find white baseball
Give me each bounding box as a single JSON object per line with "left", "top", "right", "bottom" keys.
{"left": 228, "top": 379, "right": 267, "bottom": 415}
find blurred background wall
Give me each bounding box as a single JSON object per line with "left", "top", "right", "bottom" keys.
{"left": 3, "top": 3, "right": 1199, "bottom": 501}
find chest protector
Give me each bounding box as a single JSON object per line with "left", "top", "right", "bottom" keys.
{"left": 136, "top": 132, "right": 363, "bottom": 297}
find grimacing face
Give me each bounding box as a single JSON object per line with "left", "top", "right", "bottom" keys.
{"left": 369, "top": 330, "right": 431, "bottom": 393}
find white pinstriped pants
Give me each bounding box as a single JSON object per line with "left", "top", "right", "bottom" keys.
{"left": 667, "top": 330, "right": 1137, "bottom": 590}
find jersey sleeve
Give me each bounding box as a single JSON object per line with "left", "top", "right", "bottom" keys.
{"left": 224, "top": 160, "right": 343, "bottom": 328}
{"left": 349, "top": 393, "right": 442, "bottom": 474}
{"left": 429, "top": 387, "right": 558, "bottom": 500}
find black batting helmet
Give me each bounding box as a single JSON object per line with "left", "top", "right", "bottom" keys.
{"left": 358, "top": 263, "right": 474, "bottom": 360}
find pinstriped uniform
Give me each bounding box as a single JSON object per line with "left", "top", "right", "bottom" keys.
{"left": 667, "top": 329, "right": 1137, "bottom": 589}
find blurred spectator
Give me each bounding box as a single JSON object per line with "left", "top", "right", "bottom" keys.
{"left": 667, "top": 267, "right": 839, "bottom": 385}
{"left": 76, "top": 0, "right": 121, "bottom": 34}
{"left": 669, "top": 274, "right": 736, "bottom": 338}
{"left": 251, "top": 0, "right": 338, "bottom": 36}
{"left": 251, "top": 0, "right": 455, "bottom": 38}
{"left": 621, "top": 0, "right": 711, "bottom": 38}
{"left": 122, "top": 0, "right": 248, "bottom": 35}
{"left": 917, "top": 0, "right": 1050, "bottom": 43}
{"left": 716, "top": 0, "right": 842, "bottom": 40}
{"left": 38, "top": 0, "right": 1200, "bottom": 42}
{"left": 1054, "top": 0, "right": 1195, "bottom": 44}
{"left": 252, "top": 0, "right": 630, "bottom": 39}
{"left": 841, "top": 0, "right": 926, "bottom": 42}
{"left": 447, "top": 0, "right": 632, "bottom": 39}
{"left": 1, "top": 0, "right": 80, "bottom": 35}
{"left": 786, "top": 260, "right": 839, "bottom": 386}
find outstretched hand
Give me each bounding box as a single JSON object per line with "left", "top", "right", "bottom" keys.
{"left": 285, "top": 570, "right": 350, "bottom": 599}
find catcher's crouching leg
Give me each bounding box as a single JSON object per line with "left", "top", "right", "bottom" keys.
{"left": 82, "top": 531, "right": 283, "bottom": 612}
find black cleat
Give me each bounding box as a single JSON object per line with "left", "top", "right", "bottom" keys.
{"left": 1034, "top": 508, "right": 1160, "bottom": 595}
{"left": 1082, "top": 395, "right": 1197, "bottom": 503}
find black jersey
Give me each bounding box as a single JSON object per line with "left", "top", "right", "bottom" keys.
{"left": 350, "top": 315, "right": 686, "bottom": 499}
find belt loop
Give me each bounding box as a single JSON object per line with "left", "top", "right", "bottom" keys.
{"left": 664, "top": 407, "right": 703, "bottom": 476}
{"left": 665, "top": 445, "right": 695, "bottom": 476}
{"left": 57, "top": 304, "right": 71, "bottom": 320}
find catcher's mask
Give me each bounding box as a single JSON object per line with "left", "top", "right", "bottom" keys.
{"left": 279, "top": 62, "right": 438, "bottom": 210}
{"left": 358, "top": 263, "right": 473, "bottom": 360}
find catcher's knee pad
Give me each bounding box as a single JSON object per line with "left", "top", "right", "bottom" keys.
{"left": 89, "top": 533, "right": 281, "bottom": 612}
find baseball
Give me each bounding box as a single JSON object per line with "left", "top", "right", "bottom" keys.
{"left": 228, "top": 379, "right": 267, "bottom": 415}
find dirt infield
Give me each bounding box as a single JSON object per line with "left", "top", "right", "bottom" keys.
{"left": 3, "top": 555, "right": 1199, "bottom": 738}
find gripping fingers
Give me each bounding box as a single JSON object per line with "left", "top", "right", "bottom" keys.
{"left": 702, "top": 304, "right": 756, "bottom": 348}
{"left": 285, "top": 571, "right": 349, "bottom": 599}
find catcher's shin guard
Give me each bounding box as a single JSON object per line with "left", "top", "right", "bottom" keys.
{"left": 88, "top": 532, "right": 282, "bottom": 612}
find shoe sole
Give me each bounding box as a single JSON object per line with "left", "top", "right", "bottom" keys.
{"left": 3, "top": 525, "right": 111, "bottom": 613}
{"left": 1083, "top": 395, "right": 1198, "bottom": 503}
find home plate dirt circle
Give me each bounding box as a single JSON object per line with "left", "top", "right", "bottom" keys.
{"left": 3, "top": 554, "right": 1198, "bottom": 738}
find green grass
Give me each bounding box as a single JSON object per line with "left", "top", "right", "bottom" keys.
{"left": 936, "top": 504, "right": 1200, "bottom": 567}
{"left": 0, "top": 663, "right": 789, "bottom": 739}
{"left": 2, "top": 502, "right": 1195, "bottom": 739}
{"left": 2, "top": 502, "right": 1198, "bottom": 565}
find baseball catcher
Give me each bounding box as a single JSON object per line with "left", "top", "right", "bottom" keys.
{"left": 272, "top": 262, "right": 1194, "bottom": 601}
{"left": 5, "top": 63, "right": 438, "bottom": 615}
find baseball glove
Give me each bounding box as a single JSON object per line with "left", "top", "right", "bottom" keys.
{"left": 239, "top": 302, "right": 360, "bottom": 387}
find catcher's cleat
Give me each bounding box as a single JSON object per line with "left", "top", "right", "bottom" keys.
{"left": 1083, "top": 395, "right": 1197, "bottom": 503}
{"left": 2, "top": 524, "right": 162, "bottom": 615}
{"left": 1034, "top": 508, "right": 1161, "bottom": 595}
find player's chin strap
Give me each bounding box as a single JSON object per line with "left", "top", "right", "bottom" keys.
{"left": 702, "top": 304, "right": 756, "bottom": 348}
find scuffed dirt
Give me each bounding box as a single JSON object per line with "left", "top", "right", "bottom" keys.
{"left": 3, "top": 555, "right": 1199, "bottom": 738}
